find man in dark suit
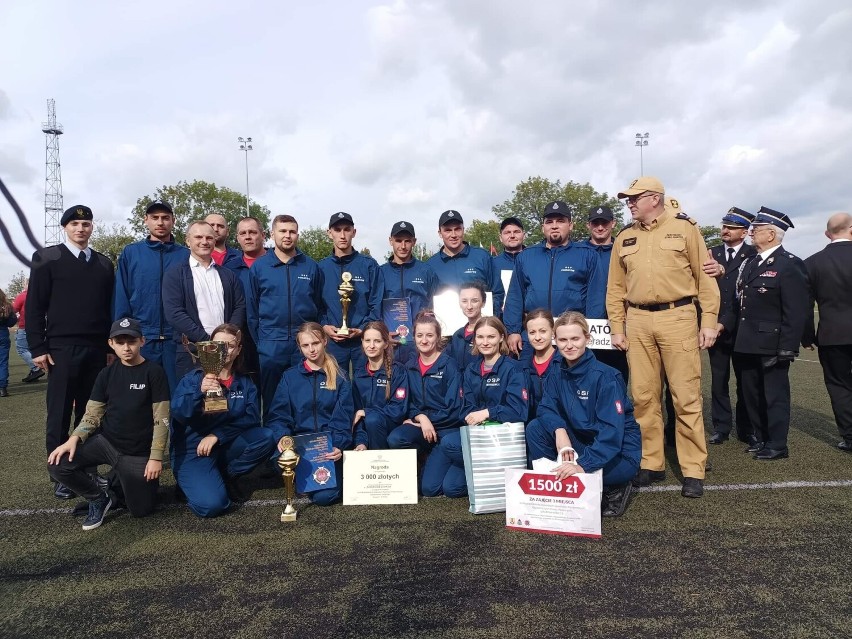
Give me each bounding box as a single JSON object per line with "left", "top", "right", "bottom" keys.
{"left": 801, "top": 212, "right": 852, "bottom": 452}
{"left": 707, "top": 208, "right": 757, "bottom": 445}
{"left": 162, "top": 220, "right": 246, "bottom": 379}
{"left": 731, "top": 207, "right": 808, "bottom": 460}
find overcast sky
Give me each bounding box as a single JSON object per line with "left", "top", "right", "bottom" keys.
{"left": 2, "top": 0, "right": 851, "bottom": 287}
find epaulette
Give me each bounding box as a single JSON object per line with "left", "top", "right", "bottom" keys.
{"left": 31, "top": 245, "right": 62, "bottom": 267}
{"left": 675, "top": 212, "right": 697, "bottom": 225}
{"left": 615, "top": 222, "right": 635, "bottom": 237}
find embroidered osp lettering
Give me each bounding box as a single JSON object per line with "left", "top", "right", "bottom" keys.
{"left": 576, "top": 389, "right": 589, "bottom": 400}
{"left": 229, "top": 390, "right": 245, "bottom": 400}
{"left": 485, "top": 376, "right": 501, "bottom": 387}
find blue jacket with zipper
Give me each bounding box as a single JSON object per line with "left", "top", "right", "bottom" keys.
{"left": 114, "top": 238, "right": 189, "bottom": 338}
{"left": 380, "top": 258, "right": 440, "bottom": 321}
{"left": 427, "top": 243, "right": 505, "bottom": 314}
{"left": 246, "top": 249, "right": 323, "bottom": 342}
{"left": 461, "top": 355, "right": 529, "bottom": 423}
{"left": 319, "top": 250, "right": 384, "bottom": 330}
{"left": 267, "top": 362, "right": 354, "bottom": 451}
{"left": 535, "top": 349, "right": 641, "bottom": 473}
{"left": 405, "top": 351, "right": 463, "bottom": 430}
{"left": 503, "top": 241, "right": 605, "bottom": 335}
{"left": 352, "top": 360, "right": 410, "bottom": 447}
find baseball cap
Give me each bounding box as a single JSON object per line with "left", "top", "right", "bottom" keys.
{"left": 588, "top": 205, "right": 614, "bottom": 222}
{"left": 439, "top": 210, "right": 464, "bottom": 227}
{"left": 390, "top": 221, "right": 416, "bottom": 237}
{"left": 543, "top": 201, "right": 572, "bottom": 219}
{"left": 500, "top": 217, "right": 525, "bottom": 231}
{"left": 145, "top": 200, "right": 174, "bottom": 216}
{"left": 328, "top": 211, "right": 355, "bottom": 228}
{"left": 109, "top": 317, "right": 143, "bottom": 339}
{"left": 617, "top": 176, "right": 665, "bottom": 198}
{"left": 60, "top": 205, "right": 93, "bottom": 226}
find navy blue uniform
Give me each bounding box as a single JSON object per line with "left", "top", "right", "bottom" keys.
{"left": 170, "top": 371, "right": 275, "bottom": 517}
{"left": 319, "top": 251, "right": 384, "bottom": 371}
{"left": 731, "top": 247, "right": 809, "bottom": 452}
{"left": 520, "top": 349, "right": 562, "bottom": 417}
{"left": 381, "top": 258, "right": 439, "bottom": 362}
{"left": 352, "top": 361, "right": 410, "bottom": 449}
{"left": 267, "top": 362, "right": 355, "bottom": 505}
{"left": 162, "top": 260, "right": 246, "bottom": 378}
{"left": 427, "top": 243, "right": 505, "bottom": 315}
{"left": 526, "top": 350, "right": 641, "bottom": 486}
{"left": 114, "top": 238, "right": 189, "bottom": 391}
{"left": 247, "top": 250, "right": 324, "bottom": 415}
{"left": 388, "top": 351, "right": 464, "bottom": 497}
{"left": 447, "top": 326, "right": 475, "bottom": 371}
{"left": 461, "top": 355, "right": 529, "bottom": 424}
{"left": 503, "top": 241, "right": 605, "bottom": 337}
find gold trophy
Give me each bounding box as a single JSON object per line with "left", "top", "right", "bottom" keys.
{"left": 278, "top": 436, "right": 301, "bottom": 522}
{"left": 337, "top": 271, "right": 355, "bottom": 336}
{"left": 181, "top": 334, "right": 233, "bottom": 413}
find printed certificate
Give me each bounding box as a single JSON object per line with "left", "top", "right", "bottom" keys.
{"left": 342, "top": 449, "right": 418, "bottom": 505}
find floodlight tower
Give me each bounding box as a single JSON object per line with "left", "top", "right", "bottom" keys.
{"left": 238, "top": 136, "right": 253, "bottom": 217}
{"left": 635, "top": 132, "right": 650, "bottom": 176}
{"left": 42, "top": 99, "right": 64, "bottom": 245}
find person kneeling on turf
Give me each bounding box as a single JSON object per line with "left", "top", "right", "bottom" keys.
{"left": 47, "top": 318, "right": 170, "bottom": 530}
{"left": 526, "top": 312, "right": 641, "bottom": 517}
{"left": 170, "top": 323, "right": 276, "bottom": 518}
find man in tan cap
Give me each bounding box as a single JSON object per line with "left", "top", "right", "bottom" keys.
{"left": 606, "top": 177, "right": 720, "bottom": 498}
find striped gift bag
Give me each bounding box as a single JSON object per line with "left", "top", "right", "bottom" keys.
{"left": 461, "top": 422, "right": 527, "bottom": 514}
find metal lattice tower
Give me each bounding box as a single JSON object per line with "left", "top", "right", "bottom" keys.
{"left": 42, "top": 99, "right": 64, "bottom": 245}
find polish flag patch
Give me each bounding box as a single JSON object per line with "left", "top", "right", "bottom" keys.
{"left": 522, "top": 388, "right": 529, "bottom": 401}
{"left": 459, "top": 388, "right": 464, "bottom": 398}
{"left": 395, "top": 388, "right": 406, "bottom": 400}
{"left": 615, "top": 400, "right": 623, "bottom": 414}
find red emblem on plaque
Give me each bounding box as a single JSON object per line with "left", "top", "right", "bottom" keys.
{"left": 313, "top": 466, "right": 332, "bottom": 485}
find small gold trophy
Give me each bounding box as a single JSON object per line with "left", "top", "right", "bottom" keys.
{"left": 181, "top": 334, "right": 233, "bottom": 413}
{"left": 337, "top": 271, "right": 355, "bottom": 336}
{"left": 278, "top": 436, "right": 301, "bottom": 523}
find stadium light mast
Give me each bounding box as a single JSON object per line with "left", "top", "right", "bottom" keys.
{"left": 635, "top": 132, "right": 649, "bottom": 176}
{"left": 238, "top": 136, "right": 253, "bottom": 217}
{"left": 42, "top": 99, "right": 64, "bottom": 245}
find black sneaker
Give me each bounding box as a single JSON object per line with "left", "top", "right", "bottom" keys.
{"left": 54, "top": 482, "right": 76, "bottom": 500}
{"left": 22, "top": 369, "right": 45, "bottom": 383}
{"left": 602, "top": 483, "right": 634, "bottom": 517}
{"left": 82, "top": 492, "right": 112, "bottom": 531}
{"left": 681, "top": 477, "right": 704, "bottom": 498}
{"left": 632, "top": 469, "right": 666, "bottom": 487}
{"left": 0, "top": 388, "right": 7, "bottom": 397}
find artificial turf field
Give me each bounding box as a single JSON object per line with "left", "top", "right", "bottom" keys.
{"left": 1, "top": 349, "right": 851, "bottom": 639}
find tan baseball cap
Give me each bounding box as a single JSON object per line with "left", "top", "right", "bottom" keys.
{"left": 617, "top": 176, "right": 665, "bottom": 198}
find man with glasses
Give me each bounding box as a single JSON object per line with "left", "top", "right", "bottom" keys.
{"left": 707, "top": 208, "right": 757, "bottom": 446}
{"left": 606, "top": 177, "right": 719, "bottom": 498}
{"left": 731, "top": 208, "right": 808, "bottom": 460}
{"left": 504, "top": 201, "right": 605, "bottom": 357}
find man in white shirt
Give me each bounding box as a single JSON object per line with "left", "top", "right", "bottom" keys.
{"left": 163, "top": 221, "right": 246, "bottom": 379}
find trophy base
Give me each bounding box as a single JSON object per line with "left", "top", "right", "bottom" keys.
{"left": 203, "top": 397, "right": 229, "bottom": 413}
{"left": 280, "top": 511, "right": 298, "bottom": 523}
{"left": 335, "top": 327, "right": 350, "bottom": 337}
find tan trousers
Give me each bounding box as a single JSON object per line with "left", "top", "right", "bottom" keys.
{"left": 625, "top": 304, "right": 707, "bottom": 479}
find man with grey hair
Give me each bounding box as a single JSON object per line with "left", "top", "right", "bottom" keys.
{"left": 802, "top": 212, "right": 852, "bottom": 452}
{"left": 729, "top": 207, "right": 808, "bottom": 460}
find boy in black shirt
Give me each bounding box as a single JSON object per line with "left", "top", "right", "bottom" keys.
{"left": 48, "top": 318, "right": 170, "bottom": 530}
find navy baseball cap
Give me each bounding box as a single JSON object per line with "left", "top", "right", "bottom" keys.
{"left": 588, "top": 205, "right": 614, "bottom": 222}
{"left": 543, "top": 201, "right": 572, "bottom": 219}
{"left": 328, "top": 211, "right": 355, "bottom": 228}
{"left": 109, "top": 317, "right": 143, "bottom": 339}
{"left": 390, "top": 221, "right": 416, "bottom": 237}
{"left": 145, "top": 200, "right": 174, "bottom": 216}
{"left": 500, "top": 217, "right": 525, "bottom": 231}
{"left": 439, "top": 210, "right": 464, "bottom": 226}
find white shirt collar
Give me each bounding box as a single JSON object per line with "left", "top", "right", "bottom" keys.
{"left": 830, "top": 238, "right": 851, "bottom": 243}
{"left": 64, "top": 239, "right": 91, "bottom": 260}
{"left": 724, "top": 241, "right": 744, "bottom": 255}
{"left": 758, "top": 244, "right": 782, "bottom": 260}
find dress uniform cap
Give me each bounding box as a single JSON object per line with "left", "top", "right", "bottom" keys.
{"left": 499, "top": 216, "right": 525, "bottom": 231}
{"left": 753, "top": 206, "right": 794, "bottom": 230}
{"left": 439, "top": 210, "right": 464, "bottom": 226}
{"left": 109, "top": 317, "right": 143, "bottom": 339}
{"left": 721, "top": 207, "right": 754, "bottom": 228}
{"left": 390, "top": 220, "right": 416, "bottom": 237}
{"left": 617, "top": 176, "right": 665, "bottom": 198}
{"left": 60, "top": 205, "right": 94, "bottom": 226}
{"left": 145, "top": 200, "right": 174, "bottom": 216}
{"left": 328, "top": 211, "right": 355, "bottom": 228}
{"left": 543, "top": 201, "right": 572, "bottom": 219}
{"left": 587, "top": 205, "right": 614, "bottom": 222}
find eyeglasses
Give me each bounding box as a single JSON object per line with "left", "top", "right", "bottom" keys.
{"left": 623, "top": 193, "right": 656, "bottom": 205}
{"left": 748, "top": 226, "right": 773, "bottom": 235}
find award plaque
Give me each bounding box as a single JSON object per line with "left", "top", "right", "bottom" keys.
{"left": 337, "top": 272, "right": 355, "bottom": 336}
{"left": 181, "top": 334, "right": 233, "bottom": 413}
{"left": 292, "top": 433, "right": 337, "bottom": 493}
{"left": 382, "top": 298, "right": 413, "bottom": 344}
{"left": 278, "top": 436, "right": 301, "bottom": 523}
